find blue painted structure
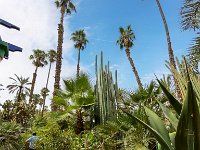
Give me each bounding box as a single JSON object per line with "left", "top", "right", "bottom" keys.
{"left": 0, "top": 18, "right": 22, "bottom": 59}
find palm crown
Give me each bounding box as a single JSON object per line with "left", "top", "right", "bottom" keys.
{"left": 47, "top": 49, "right": 57, "bottom": 63}
{"left": 29, "top": 49, "right": 48, "bottom": 67}
{"left": 117, "top": 25, "right": 135, "bottom": 50}
{"left": 7, "top": 74, "right": 31, "bottom": 96}
{"left": 71, "top": 30, "right": 88, "bottom": 50}
{"left": 55, "top": 0, "right": 76, "bottom": 14}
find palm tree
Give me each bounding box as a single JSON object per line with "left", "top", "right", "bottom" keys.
{"left": 71, "top": 29, "right": 88, "bottom": 77}
{"left": 54, "top": 73, "right": 94, "bottom": 134}
{"left": 117, "top": 25, "right": 143, "bottom": 89}
{"left": 155, "top": 0, "right": 176, "bottom": 69}
{"left": 41, "top": 50, "right": 56, "bottom": 116}
{"left": 155, "top": 0, "right": 182, "bottom": 99}
{"left": 181, "top": 0, "right": 200, "bottom": 31}
{"left": 7, "top": 74, "right": 31, "bottom": 102}
{"left": 53, "top": 0, "right": 76, "bottom": 111}
{"left": 187, "top": 33, "right": 200, "bottom": 73}
{"left": 29, "top": 49, "right": 47, "bottom": 104}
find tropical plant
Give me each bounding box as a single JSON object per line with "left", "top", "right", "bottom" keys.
{"left": 187, "top": 32, "right": 200, "bottom": 73}
{"left": 29, "top": 49, "right": 48, "bottom": 104}
{"left": 0, "top": 120, "right": 23, "bottom": 150}
{"left": 53, "top": 0, "right": 76, "bottom": 111}
{"left": 54, "top": 73, "right": 95, "bottom": 134}
{"left": 42, "top": 49, "right": 57, "bottom": 117}
{"left": 7, "top": 74, "right": 31, "bottom": 102}
{"left": 155, "top": 0, "right": 183, "bottom": 100}
{"left": 123, "top": 61, "right": 200, "bottom": 150}
{"left": 1, "top": 100, "right": 14, "bottom": 121}
{"left": 117, "top": 25, "right": 143, "bottom": 89}
{"left": 41, "top": 87, "right": 50, "bottom": 117}
{"left": 94, "top": 52, "right": 119, "bottom": 125}
{"left": 71, "top": 29, "right": 88, "bottom": 77}
{"left": 181, "top": 0, "right": 200, "bottom": 31}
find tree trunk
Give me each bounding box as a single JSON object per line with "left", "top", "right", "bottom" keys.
{"left": 77, "top": 48, "right": 81, "bottom": 78}
{"left": 17, "top": 86, "right": 22, "bottom": 102}
{"left": 75, "top": 109, "right": 84, "bottom": 134}
{"left": 52, "top": 4, "right": 66, "bottom": 111}
{"left": 29, "top": 66, "right": 38, "bottom": 104}
{"left": 41, "top": 62, "right": 52, "bottom": 117}
{"left": 156, "top": 0, "right": 182, "bottom": 100}
{"left": 125, "top": 48, "right": 143, "bottom": 89}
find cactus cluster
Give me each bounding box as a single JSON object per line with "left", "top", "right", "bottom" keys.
{"left": 94, "top": 51, "right": 119, "bottom": 125}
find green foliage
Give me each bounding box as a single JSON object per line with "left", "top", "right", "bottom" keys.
{"left": 181, "top": 0, "right": 200, "bottom": 31}
{"left": 71, "top": 29, "right": 88, "bottom": 50}
{"left": 187, "top": 33, "right": 200, "bottom": 73}
{"left": 55, "top": 0, "right": 76, "bottom": 14}
{"left": 116, "top": 25, "right": 135, "bottom": 49}
{"left": 94, "top": 52, "right": 119, "bottom": 125}
{"left": 29, "top": 49, "right": 48, "bottom": 68}
{"left": 0, "top": 120, "right": 23, "bottom": 150}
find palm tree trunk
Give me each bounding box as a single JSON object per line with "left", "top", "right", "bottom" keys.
{"left": 17, "top": 86, "right": 22, "bottom": 102}
{"left": 41, "top": 62, "right": 52, "bottom": 117}
{"left": 52, "top": 4, "right": 66, "bottom": 111}
{"left": 77, "top": 48, "right": 81, "bottom": 78}
{"left": 29, "top": 66, "right": 38, "bottom": 104}
{"left": 125, "top": 48, "right": 143, "bottom": 89}
{"left": 156, "top": 0, "right": 182, "bottom": 100}
{"left": 75, "top": 109, "right": 84, "bottom": 134}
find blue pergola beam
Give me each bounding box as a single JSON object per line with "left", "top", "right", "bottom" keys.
{"left": 0, "top": 19, "right": 20, "bottom": 31}
{"left": 8, "top": 43, "right": 22, "bottom": 52}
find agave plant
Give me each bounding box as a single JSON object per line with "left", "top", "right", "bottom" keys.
{"left": 123, "top": 59, "right": 200, "bottom": 150}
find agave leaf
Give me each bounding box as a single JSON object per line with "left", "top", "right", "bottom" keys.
{"left": 175, "top": 81, "right": 200, "bottom": 150}
{"left": 169, "top": 132, "right": 176, "bottom": 149}
{"left": 144, "top": 107, "right": 172, "bottom": 150}
{"left": 123, "top": 110, "right": 172, "bottom": 150}
{"left": 158, "top": 101, "right": 179, "bottom": 129}
{"left": 157, "top": 79, "right": 182, "bottom": 115}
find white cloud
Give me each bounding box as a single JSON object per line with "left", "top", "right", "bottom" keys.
{"left": 0, "top": 0, "right": 77, "bottom": 106}
{"left": 141, "top": 69, "right": 170, "bottom": 85}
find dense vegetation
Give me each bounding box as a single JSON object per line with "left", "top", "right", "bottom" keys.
{"left": 0, "top": 0, "right": 199, "bottom": 150}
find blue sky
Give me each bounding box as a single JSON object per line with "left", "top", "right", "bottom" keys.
{"left": 67, "top": 0, "right": 195, "bottom": 89}
{"left": 0, "top": 0, "right": 196, "bottom": 103}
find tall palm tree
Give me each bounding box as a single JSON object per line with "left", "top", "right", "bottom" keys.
{"left": 117, "top": 25, "right": 143, "bottom": 89}
{"left": 7, "top": 74, "right": 31, "bottom": 102}
{"left": 155, "top": 0, "right": 176, "bottom": 70}
{"left": 54, "top": 73, "right": 94, "bottom": 134}
{"left": 71, "top": 29, "right": 88, "bottom": 77}
{"left": 41, "top": 50, "right": 56, "bottom": 116}
{"left": 29, "top": 49, "right": 47, "bottom": 104}
{"left": 155, "top": 0, "right": 182, "bottom": 99}
{"left": 53, "top": 0, "right": 76, "bottom": 111}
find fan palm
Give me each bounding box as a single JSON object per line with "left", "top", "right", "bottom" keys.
{"left": 54, "top": 73, "right": 95, "bottom": 134}
{"left": 29, "top": 49, "right": 47, "bottom": 104}
{"left": 7, "top": 74, "right": 31, "bottom": 102}
{"left": 53, "top": 0, "right": 76, "bottom": 111}
{"left": 117, "top": 25, "right": 142, "bottom": 89}
{"left": 41, "top": 50, "right": 56, "bottom": 116}
{"left": 71, "top": 29, "right": 88, "bottom": 77}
